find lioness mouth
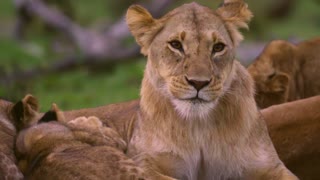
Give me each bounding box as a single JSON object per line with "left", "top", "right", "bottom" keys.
{"left": 184, "top": 97, "right": 209, "bottom": 103}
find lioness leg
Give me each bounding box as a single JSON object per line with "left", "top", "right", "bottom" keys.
{"left": 245, "top": 162, "right": 298, "bottom": 180}
{"left": 132, "top": 153, "right": 179, "bottom": 180}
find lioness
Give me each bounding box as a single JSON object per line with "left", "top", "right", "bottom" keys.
{"left": 124, "top": 1, "right": 297, "bottom": 179}
{"left": 13, "top": 95, "right": 150, "bottom": 180}
{"left": 247, "top": 38, "right": 320, "bottom": 108}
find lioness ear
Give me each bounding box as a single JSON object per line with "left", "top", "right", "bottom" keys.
{"left": 216, "top": 0, "right": 253, "bottom": 46}
{"left": 126, "top": 5, "right": 163, "bottom": 55}
{"left": 270, "top": 73, "right": 289, "bottom": 93}
{"left": 38, "top": 103, "right": 65, "bottom": 123}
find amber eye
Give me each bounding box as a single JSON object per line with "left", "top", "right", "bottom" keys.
{"left": 212, "top": 43, "right": 225, "bottom": 53}
{"left": 169, "top": 40, "right": 183, "bottom": 51}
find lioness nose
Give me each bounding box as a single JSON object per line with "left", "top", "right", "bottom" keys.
{"left": 185, "top": 77, "right": 211, "bottom": 91}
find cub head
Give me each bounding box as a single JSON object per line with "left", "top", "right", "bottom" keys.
{"left": 247, "top": 40, "right": 296, "bottom": 108}
{"left": 126, "top": 1, "right": 252, "bottom": 119}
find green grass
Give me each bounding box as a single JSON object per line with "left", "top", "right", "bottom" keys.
{"left": 0, "top": 39, "right": 43, "bottom": 71}
{"left": 31, "top": 60, "right": 145, "bottom": 111}
{"left": 0, "top": 1, "right": 15, "bottom": 19}
{"left": 75, "top": 0, "right": 112, "bottom": 25}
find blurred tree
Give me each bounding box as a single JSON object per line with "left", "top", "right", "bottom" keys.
{"left": 246, "top": 0, "right": 296, "bottom": 39}
{"left": 14, "top": 0, "right": 74, "bottom": 40}
{"left": 267, "top": 0, "right": 296, "bottom": 19}
{"left": 4, "top": 0, "right": 173, "bottom": 83}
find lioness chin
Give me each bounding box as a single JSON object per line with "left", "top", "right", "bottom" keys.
{"left": 125, "top": 1, "right": 297, "bottom": 179}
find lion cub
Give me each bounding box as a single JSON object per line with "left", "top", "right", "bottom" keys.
{"left": 13, "top": 95, "right": 149, "bottom": 180}
{"left": 125, "top": 0, "right": 298, "bottom": 179}
{"left": 248, "top": 38, "right": 320, "bottom": 108}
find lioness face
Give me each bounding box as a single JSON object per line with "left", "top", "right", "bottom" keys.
{"left": 149, "top": 5, "right": 236, "bottom": 119}
{"left": 249, "top": 65, "right": 289, "bottom": 109}
{"left": 248, "top": 40, "right": 293, "bottom": 108}
{"left": 127, "top": 2, "right": 252, "bottom": 119}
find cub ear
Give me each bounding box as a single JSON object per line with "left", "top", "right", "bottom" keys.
{"left": 126, "top": 5, "right": 164, "bottom": 55}
{"left": 270, "top": 73, "right": 289, "bottom": 93}
{"left": 11, "top": 94, "right": 40, "bottom": 131}
{"left": 216, "top": 0, "right": 253, "bottom": 46}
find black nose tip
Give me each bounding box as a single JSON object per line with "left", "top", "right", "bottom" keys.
{"left": 185, "top": 77, "right": 211, "bottom": 91}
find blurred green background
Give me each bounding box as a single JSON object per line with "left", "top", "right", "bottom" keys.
{"left": 0, "top": 0, "right": 319, "bottom": 111}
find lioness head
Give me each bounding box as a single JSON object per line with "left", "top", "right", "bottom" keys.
{"left": 247, "top": 40, "right": 295, "bottom": 108}
{"left": 127, "top": 1, "right": 252, "bottom": 119}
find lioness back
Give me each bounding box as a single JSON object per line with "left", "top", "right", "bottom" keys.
{"left": 297, "top": 38, "right": 320, "bottom": 98}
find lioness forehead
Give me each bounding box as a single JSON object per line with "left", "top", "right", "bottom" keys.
{"left": 163, "top": 3, "right": 230, "bottom": 43}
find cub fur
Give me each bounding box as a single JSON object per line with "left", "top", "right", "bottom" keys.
{"left": 126, "top": 1, "right": 297, "bottom": 179}
{"left": 248, "top": 38, "right": 320, "bottom": 108}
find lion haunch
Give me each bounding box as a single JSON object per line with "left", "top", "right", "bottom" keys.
{"left": 125, "top": 1, "right": 298, "bottom": 180}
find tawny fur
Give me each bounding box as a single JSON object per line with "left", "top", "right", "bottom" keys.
{"left": 0, "top": 99, "right": 23, "bottom": 180}
{"left": 248, "top": 38, "right": 320, "bottom": 108}
{"left": 0, "top": 1, "right": 310, "bottom": 180}
{"left": 4, "top": 93, "right": 318, "bottom": 178}
{"left": 13, "top": 96, "right": 149, "bottom": 180}
{"left": 2, "top": 95, "right": 318, "bottom": 178}
{"left": 262, "top": 96, "right": 320, "bottom": 180}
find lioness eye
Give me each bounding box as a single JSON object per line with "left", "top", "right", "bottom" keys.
{"left": 212, "top": 43, "right": 225, "bottom": 53}
{"left": 268, "top": 72, "right": 276, "bottom": 80}
{"left": 169, "top": 40, "right": 183, "bottom": 51}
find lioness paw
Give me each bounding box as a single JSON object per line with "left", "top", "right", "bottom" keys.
{"left": 68, "top": 116, "right": 103, "bottom": 130}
